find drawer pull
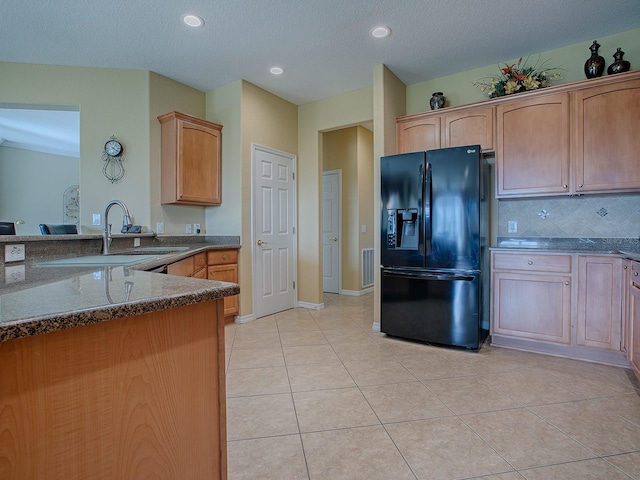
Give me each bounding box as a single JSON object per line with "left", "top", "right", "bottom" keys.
{"left": 565, "top": 281, "right": 570, "bottom": 285}
{"left": 222, "top": 255, "right": 227, "bottom": 260}
{"left": 635, "top": 272, "right": 639, "bottom": 277}
{"left": 562, "top": 184, "right": 568, "bottom": 189}
{"left": 528, "top": 260, "right": 533, "bottom": 265}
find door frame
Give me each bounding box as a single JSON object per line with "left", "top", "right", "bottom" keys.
{"left": 250, "top": 143, "right": 298, "bottom": 317}
{"left": 322, "top": 169, "right": 342, "bottom": 294}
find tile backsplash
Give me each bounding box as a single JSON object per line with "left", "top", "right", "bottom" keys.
{"left": 497, "top": 193, "right": 640, "bottom": 238}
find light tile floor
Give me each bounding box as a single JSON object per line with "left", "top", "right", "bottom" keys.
{"left": 225, "top": 293, "right": 640, "bottom": 480}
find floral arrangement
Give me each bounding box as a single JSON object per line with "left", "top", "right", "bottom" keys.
{"left": 473, "top": 56, "right": 562, "bottom": 98}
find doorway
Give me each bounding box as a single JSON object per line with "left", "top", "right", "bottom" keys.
{"left": 251, "top": 144, "right": 297, "bottom": 318}
{"left": 322, "top": 170, "right": 341, "bottom": 293}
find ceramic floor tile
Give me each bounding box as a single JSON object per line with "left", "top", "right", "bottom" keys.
{"left": 279, "top": 330, "right": 328, "bottom": 347}
{"left": 530, "top": 400, "right": 640, "bottom": 456}
{"left": 466, "top": 473, "right": 524, "bottom": 480}
{"left": 424, "top": 376, "right": 519, "bottom": 414}
{"left": 226, "top": 366, "right": 290, "bottom": 397}
{"left": 227, "top": 346, "right": 285, "bottom": 369}
{"left": 331, "top": 342, "right": 395, "bottom": 363}
{"left": 234, "top": 316, "right": 278, "bottom": 334}
{"left": 276, "top": 317, "right": 321, "bottom": 333}
{"left": 481, "top": 370, "right": 582, "bottom": 406}
{"left": 322, "top": 329, "right": 374, "bottom": 345}
{"left": 605, "top": 451, "right": 640, "bottom": 478}
{"left": 232, "top": 331, "right": 281, "bottom": 349}
{"left": 385, "top": 417, "right": 512, "bottom": 480}
{"left": 360, "top": 381, "right": 453, "bottom": 423}
{"left": 462, "top": 408, "right": 596, "bottom": 469}
{"left": 226, "top": 393, "right": 298, "bottom": 441}
{"left": 287, "top": 362, "right": 356, "bottom": 392}
{"left": 283, "top": 344, "right": 341, "bottom": 365}
{"left": 528, "top": 365, "right": 638, "bottom": 398}
{"left": 301, "top": 425, "right": 415, "bottom": 480}
{"left": 519, "top": 458, "right": 633, "bottom": 480}
{"left": 342, "top": 359, "right": 416, "bottom": 386}
{"left": 587, "top": 393, "right": 640, "bottom": 426}
{"left": 227, "top": 435, "right": 309, "bottom": 480}
{"left": 293, "top": 387, "right": 379, "bottom": 432}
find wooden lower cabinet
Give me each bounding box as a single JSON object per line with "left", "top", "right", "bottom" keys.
{"left": 629, "top": 261, "right": 640, "bottom": 381}
{"left": 576, "top": 256, "right": 622, "bottom": 350}
{"left": 0, "top": 301, "right": 227, "bottom": 480}
{"left": 208, "top": 249, "right": 239, "bottom": 323}
{"left": 492, "top": 270, "right": 571, "bottom": 344}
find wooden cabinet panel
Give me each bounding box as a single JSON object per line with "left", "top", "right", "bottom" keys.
{"left": 208, "top": 249, "right": 238, "bottom": 265}
{"left": 629, "top": 263, "right": 640, "bottom": 381}
{"left": 496, "top": 93, "right": 570, "bottom": 197}
{"left": 576, "top": 256, "right": 622, "bottom": 351}
{"left": 159, "top": 111, "right": 223, "bottom": 206}
{"left": 493, "top": 252, "right": 571, "bottom": 273}
{"left": 167, "top": 255, "right": 195, "bottom": 276}
{"left": 443, "top": 106, "right": 494, "bottom": 151}
{"left": 572, "top": 79, "right": 640, "bottom": 193}
{"left": 208, "top": 264, "right": 239, "bottom": 317}
{"left": 397, "top": 115, "right": 441, "bottom": 153}
{"left": 492, "top": 270, "right": 571, "bottom": 344}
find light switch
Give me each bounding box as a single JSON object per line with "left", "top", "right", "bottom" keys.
{"left": 361, "top": 224, "right": 367, "bottom": 233}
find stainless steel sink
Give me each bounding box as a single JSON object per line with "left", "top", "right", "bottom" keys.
{"left": 35, "top": 254, "right": 161, "bottom": 267}
{"left": 109, "top": 246, "right": 190, "bottom": 255}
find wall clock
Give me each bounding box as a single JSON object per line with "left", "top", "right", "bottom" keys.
{"left": 102, "top": 135, "right": 126, "bottom": 183}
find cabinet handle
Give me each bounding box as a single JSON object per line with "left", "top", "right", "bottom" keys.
{"left": 528, "top": 260, "right": 533, "bottom": 265}
{"left": 565, "top": 281, "right": 570, "bottom": 285}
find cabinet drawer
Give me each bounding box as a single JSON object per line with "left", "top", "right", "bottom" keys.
{"left": 493, "top": 252, "right": 572, "bottom": 273}
{"left": 167, "top": 256, "right": 195, "bottom": 276}
{"left": 194, "top": 252, "right": 207, "bottom": 269}
{"left": 208, "top": 249, "right": 238, "bottom": 265}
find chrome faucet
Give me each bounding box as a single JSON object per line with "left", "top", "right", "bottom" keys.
{"left": 102, "top": 200, "right": 133, "bottom": 255}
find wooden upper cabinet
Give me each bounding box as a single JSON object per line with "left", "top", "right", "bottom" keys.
{"left": 572, "top": 78, "right": 640, "bottom": 193}
{"left": 496, "top": 92, "right": 570, "bottom": 197}
{"left": 397, "top": 115, "right": 441, "bottom": 153}
{"left": 159, "top": 111, "right": 223, "bottom": 206}
{"left": 443, "top": 106, "right": 494, "bottom": 151}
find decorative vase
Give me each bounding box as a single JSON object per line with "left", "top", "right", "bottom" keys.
{"left": 607, "top": 48, "right": 631, "bottom": 75}
{"left": 584, "top": 40, "right": 605, "bottom": 78}
{"left": 429, "top": 92, "right": 446, "bottom": 110}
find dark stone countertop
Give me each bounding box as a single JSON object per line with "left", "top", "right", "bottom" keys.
{"left": 0, "top": 236, "right": 241, "bottom": 343}
{"left": 491, "top": 237, "right": 640, "bottom": 261}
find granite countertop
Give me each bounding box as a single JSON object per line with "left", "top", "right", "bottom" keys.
{"left": 0, "top": 238, "right": 241, "bottom": 343}
{"left": 491, "top": 237, "right": 640, "bottom": 261}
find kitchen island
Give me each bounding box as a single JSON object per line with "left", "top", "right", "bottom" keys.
{"left": 0, "top": 241, "right": 239, "bottom": 480}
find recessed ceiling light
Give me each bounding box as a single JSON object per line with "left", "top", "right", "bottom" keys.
{"left": 182, "top": 14, "right": 204, "bottom": 27}
{"left": 370, "top": 25, "right": 391, "bottom": 38}
{"left": 269, "top": 66, "right": 285, "bottom": 75}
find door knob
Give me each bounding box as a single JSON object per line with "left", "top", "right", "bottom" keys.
{"left": 257, "top": 239, "right": 268, "bottom": 246}
{"left": 332, "top": 237, "right": 338, "bottom": 242}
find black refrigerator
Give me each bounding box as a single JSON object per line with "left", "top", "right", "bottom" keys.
{"left": 380, "top": 145, "right": 490, "bottom": 349}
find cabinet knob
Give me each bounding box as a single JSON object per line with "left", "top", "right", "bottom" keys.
{"left": 222, "top": 255, "right": 227, "bottom": 260}
{"left": 528, "top": 260, "right": 533, "bottom": 265}
{"left": 624, "top": 265, "right": 628, "bottom": 269}
{"left": 635, "top": 272, "right": 639, "bottom": 277}
{"left": 565, "top": 281, "right": 570, "bottom": 285}
{"left": 578, "top": 184, "right": 583, "bottom": 188}
{"left": 563, "top": 184, "right": 568, "bottom": 189}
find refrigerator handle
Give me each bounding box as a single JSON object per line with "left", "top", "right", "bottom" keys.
{"left": 423, "top": 162, "right": 432, "bottom": 257}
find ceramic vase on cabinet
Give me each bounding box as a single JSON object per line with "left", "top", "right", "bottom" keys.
{"left": 607, "top": 48, "right": 631, "bottom": 75}
{"left": 584, "top": 40, "right": 606, "bottom": 78}
{"left": 430, "top": 92, "right": 446, "bottom": 110}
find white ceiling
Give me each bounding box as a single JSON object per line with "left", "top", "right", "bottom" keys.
{"left": 2, "top": 0, "right": 639, "bottom": 107}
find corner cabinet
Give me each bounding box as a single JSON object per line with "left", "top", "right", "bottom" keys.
{"left": 397, "top": 104, "right": 494, "bottom": 154}
{"left": 159, "top": 111, "right": 223, "bottom": 206}
{"left": 495, "top": 92, "right": 570, "bottom": 197}
{"left": 208, "top": 249, "right": 239, "bottom": 323}
{"left": 572, "top": 78, "right": 640, "bottom": 193}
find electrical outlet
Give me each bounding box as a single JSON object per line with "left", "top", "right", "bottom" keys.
{"left": 156, "top": 222, "right": 164, "bottom": 234}
{"left": 92, "top": 213, "right": 101, "bottom": 226}
{"left": 508, "top": 220, "right": 518, "bottom": 233}
{"left": 361, "top": 224, "right": 367, "bottom": 233}
{"left": 194, "top": 223, "right": 201, "bottom": 234}
{"left": 5, "top": 244, "right": 25, "bottom": 262}
{"left": 133, "top": 237, "right": 141, "bottom": 247}
{"left": 185, "top": 223, "right": 192, "bottom": 234}
{"left": 5, "top": 264, "right": 25, "bottom": 284}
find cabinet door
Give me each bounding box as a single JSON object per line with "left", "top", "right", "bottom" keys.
{"left": 208, "top": 264, "right": 239, "bottom": 317}
{"left": 496, "top": 93, "right": 570, "bottom": 197}
{"left": 572, "top": 78, "right": 640, "bottom": 193}
{"left": 492, "top": 271, "right": 571, "bottom": 344}
{"left": 397, "top": 115, "right": 441, "bottom": 153}
{"left": 178, "top": 119, "right": 221, "bottom": 204}
{"left": 443, "top": 106, "right": 494, "bottom": 151}
{"left": 629, "top": 270, "right": 640, "bottom": 381}
{"left": 576, "top": 256, "right": 622, "bottom": 351}
{"left": 622, "top": 260, "right": 632, "bottom": 355}
{"left": 167, "top": 255, "right": 195, "bottom": 276}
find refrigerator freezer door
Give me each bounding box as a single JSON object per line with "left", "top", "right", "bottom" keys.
{"left": 380, "top": 268, "right": 485, "bottom": 349}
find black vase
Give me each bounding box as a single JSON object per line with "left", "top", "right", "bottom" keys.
{"left": 429, "top": 92, "right": 446, "bottom": 110}
{"left": 607, "top": 47, "right": 631, "bottom": 75}
{"left": 584, "top": 40, "right": 605, "bottom": 78}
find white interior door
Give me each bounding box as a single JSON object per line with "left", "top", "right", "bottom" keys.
{"left": 252, "top": 144, "right": 296, "bottom": 318}
{"left": 322, "top": 170, "right": 340, "bottom": 293}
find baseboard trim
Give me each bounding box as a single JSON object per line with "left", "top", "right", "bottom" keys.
{"left": 339, "top": 287, "right": 374, "bottom": 297}
{"left": 234, "top": 314, "right": 254, "bottom": 324}
{"left": 297, "top": 301, "right": 324, "bottom": 310}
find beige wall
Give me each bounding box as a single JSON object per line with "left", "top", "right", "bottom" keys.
{"left": 207, "top": 80, "right": 297, "bottom": 317}
{"left": 406, "top": 28, "right": 640, "bottom": 113}
{"left": 357, "top": 126, "right": 374, "bottom": 256}
{"left": 298, "top": 87, "right": 373, "bottom": 306}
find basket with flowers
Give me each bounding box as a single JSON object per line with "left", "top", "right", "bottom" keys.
{"left": 473, "top": 56, "right": 563, "bottom": 98}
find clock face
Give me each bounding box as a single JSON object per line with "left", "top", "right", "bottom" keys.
{"left": 105, "top": 140, "right": 123, "bottom": 157}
